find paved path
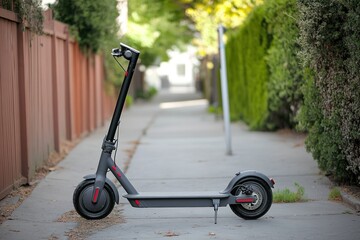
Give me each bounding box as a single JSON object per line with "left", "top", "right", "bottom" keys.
{"left": 0, "top": 89, "right": 359, "bottom": 240}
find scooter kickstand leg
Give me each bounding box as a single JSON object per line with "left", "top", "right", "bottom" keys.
{"left": 212, "top": 199, "right": 220, "bottom": 224}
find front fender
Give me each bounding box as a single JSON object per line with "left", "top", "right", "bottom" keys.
{"left": 84, "top": 174, "right": 120, "bottom": 204}
{"left": 221, "top": 170, "right": 274, "bottom": 194}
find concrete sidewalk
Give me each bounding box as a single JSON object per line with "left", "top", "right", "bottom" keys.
{"left": 1, "top": 90, "right": 359, "bottom": 240}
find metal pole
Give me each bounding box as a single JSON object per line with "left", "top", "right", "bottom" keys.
{"left": 217, "top": 25, "right": 232, "bottom": 155}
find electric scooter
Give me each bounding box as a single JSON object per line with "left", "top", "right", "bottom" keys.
{"left": 73, "top": 43, "right": 275, "bottom": 224}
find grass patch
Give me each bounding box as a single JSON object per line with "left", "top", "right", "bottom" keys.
{"left": 208, "top": 105, "right": 222, "bottom": 115}
{"left": 273, "top": 182, "right": 306, "bottom": 203}
{"left": 328, "top": 187, "right": 342, "bottom": 201}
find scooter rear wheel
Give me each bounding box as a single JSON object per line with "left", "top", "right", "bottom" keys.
{"left": 230, "top": 177, "right": 272, "bottom": 220}
{"left": 73, "top": 179, "right": 115, "bottom": 219}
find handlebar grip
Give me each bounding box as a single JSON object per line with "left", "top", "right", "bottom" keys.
{"left": 111, "top": 48, "right": 121, "bottom": 57}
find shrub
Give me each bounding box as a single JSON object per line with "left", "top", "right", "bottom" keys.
{"left": 226, "top": 5, "right": 269, "bottom": 129}
{"left": 52, "top": 0, "right": 124, "bottom": 88}
{"left": 135, "top": 86, "right": 157, "bottom": 100}
{"left": 225, "top": 0, "right": 305, "bottom": 130}
{"left": 1, "top": 0, "right": 44, "bottom": 34}
{"left": 297, "top": 0, "right": 360, "bottom": 184}
{"left": 53, "top": 0, "right": 119, "bottom": 53}
{"left": 264, "top": 0, "right": 304, "bottom": 129}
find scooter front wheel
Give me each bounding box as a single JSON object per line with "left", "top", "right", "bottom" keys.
{"left": 73, "top": 179, "right": 115, "bottom": 219}
{"left": 230, "top": 177, "right": 272, "bottom": 220}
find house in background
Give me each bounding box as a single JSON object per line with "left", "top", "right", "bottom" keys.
{"left": 146, "top": 46, "right": 199, "bottom": 91}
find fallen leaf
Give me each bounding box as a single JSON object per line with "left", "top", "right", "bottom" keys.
{"left": 164, "top": 231, "right": 179, "bottom": 237}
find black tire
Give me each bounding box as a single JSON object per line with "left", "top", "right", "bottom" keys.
{"left": 73, "top": 179, "right": 115, "bottom": 219}
{"left": 230, "top": 177, "right": 272, "bottom": 220}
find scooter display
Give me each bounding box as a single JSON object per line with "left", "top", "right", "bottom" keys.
{"left": 73, "top": 43, "right": 275, "bottom": 224}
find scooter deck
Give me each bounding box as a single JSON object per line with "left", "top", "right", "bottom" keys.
{"left": 124, "top": 192, "right": 230, "bottom": 208}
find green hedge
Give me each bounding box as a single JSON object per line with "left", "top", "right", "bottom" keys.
{"left": 297, "top": 0, "right": 360, "bottom": 184}
{"left": 225, "top": 0, "right": 304, "bottom": 130}
{"left": 226, "top": 6, "right": 269, "bottom": 129}
{"left": 224, "top": 0, "right": 359, "bottom": 183}
{"left": 265, "top": 0, "right": 304, "bottom": 129}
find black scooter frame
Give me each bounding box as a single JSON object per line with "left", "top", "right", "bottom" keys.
{"left": 77, "top": 43, "right": 274, "bottom": 224}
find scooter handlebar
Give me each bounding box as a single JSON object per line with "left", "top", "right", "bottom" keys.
{"left": 112, "top": 43, "right": 140, "bottom": 61}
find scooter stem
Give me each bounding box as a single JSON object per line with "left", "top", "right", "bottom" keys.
{"left": 106, "top": 43, "right": 140, "bottom": 142}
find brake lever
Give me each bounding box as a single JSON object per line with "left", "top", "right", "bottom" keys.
{"left": 111, "top": 48, "right": 122, "bottom": 57}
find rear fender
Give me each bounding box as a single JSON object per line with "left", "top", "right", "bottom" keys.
{"left": 221, "top": 170, "right": 274, "bottom": 194}
{"left": 84, "top": 174, "right": 120, "bottom": 204}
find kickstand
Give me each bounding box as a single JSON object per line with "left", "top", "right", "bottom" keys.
{"left": 212, "top": 199, "right": 220, "bottom": 224}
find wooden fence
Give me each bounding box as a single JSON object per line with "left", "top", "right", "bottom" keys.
{"left": 0, "top": 8, "right": 117, "bottom": 199}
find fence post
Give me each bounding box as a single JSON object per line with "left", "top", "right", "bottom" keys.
{"left": 64, "top": 26, "right": 73, "bottom": 141}
{"left": 17, "top": 20, "right": 30, "bottom": 181}
{"left": 49, "top": 15, "right": 60, "bottom": 153}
